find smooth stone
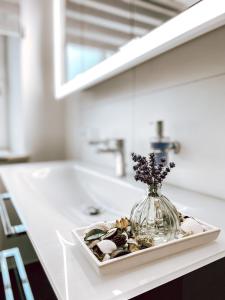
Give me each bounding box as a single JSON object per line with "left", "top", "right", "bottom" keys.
{"left": 181, "top": 218, "right": 204, "bottom": 234}
{"left": 97, "top": 240, "right": 117, "bottom": 254}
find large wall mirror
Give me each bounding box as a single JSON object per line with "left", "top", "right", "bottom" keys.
{"left": 53, "top": 0, "right": 225, "bottom": 99}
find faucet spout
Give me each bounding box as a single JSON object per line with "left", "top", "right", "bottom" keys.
{"left": 115, "top": 149, "right": 125, "bottom": 177}
{"left": 89, "top": 138, "right": 126, "bottom": 177}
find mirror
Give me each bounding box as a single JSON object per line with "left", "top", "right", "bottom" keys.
{"left": 53, "top": 0, "right": 225, "bottom": 99}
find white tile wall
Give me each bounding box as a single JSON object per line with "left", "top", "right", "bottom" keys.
{"left": 65, "top": 25, "right": 225, "bottom": 199}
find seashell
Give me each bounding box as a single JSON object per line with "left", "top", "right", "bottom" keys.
{"left": 181, "top": 218, "right": 204, "bottom": 234}
{"left": 84, "top": 229, "right": 106, "bottom": 241}
{"left": 102, "top": 254, "right": 110, "bottom": 261}
{"left": 88, "top": 239, "right": 100, "bottom": 249}
{"left": 115, "top": 217, "right": 129, "bottom": 229}
{"left": 97, "top": 240, "right": 117, "bottom": 254}
{"left": 92, "top": 245, "right": 104, "bottom": 261}
{"left": 102, "top": 228, "right": 118, "bottom": 240}
{"left": 128, "top": 243, "right": 140, "bottom": 253}
{"left": 111, "top": 249, "right": 130, "bottom": 259}
{"left": 84, "top": 222, "right": 110, "bottom": 233}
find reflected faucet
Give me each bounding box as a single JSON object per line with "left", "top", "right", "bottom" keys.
{"left": 89, "top": 139, "right": 126, "bottom": 177}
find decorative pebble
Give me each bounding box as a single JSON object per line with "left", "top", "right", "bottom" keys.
{"left": 181, "top": 218, "right": 204, "bottom": 234}
{"left": 97, "top": 240, "right": 117, "bottom": 254}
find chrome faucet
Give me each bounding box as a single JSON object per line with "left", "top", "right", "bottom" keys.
{"left": 89, "top": 138, "right": 126, "bottom": 177}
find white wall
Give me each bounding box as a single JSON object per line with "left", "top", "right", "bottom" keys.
{"left": 20, "top": 0, "right": 65, "bottom": 161}
{"left": 65, "top": 25, "right": 225, "bottom": 200}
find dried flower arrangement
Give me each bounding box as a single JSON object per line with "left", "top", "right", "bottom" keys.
{"left": 131, "top": 152, "right": 175, "bottom": 185}
{"left": 83, "top": 215, "right": 206, "bottom": 262}
{"left": 84, "top": 217, "right": 155, "bottom": 262}
{"left": 130, "top": 152, "right": 181, "bottom": 243}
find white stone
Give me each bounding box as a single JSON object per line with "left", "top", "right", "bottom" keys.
{"left": 181, "top": 218, "right": 204, "bottom": 234}
{"left": 97, "top": 240, "right": 117, "bottom": 254}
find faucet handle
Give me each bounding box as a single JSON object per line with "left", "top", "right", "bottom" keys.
{"left": 170, "top": 141, "right": 181, "bottom": 154}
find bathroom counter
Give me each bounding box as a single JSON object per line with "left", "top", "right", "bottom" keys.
{"left": 0, "top": 161, "right": 225, "bottom": 300}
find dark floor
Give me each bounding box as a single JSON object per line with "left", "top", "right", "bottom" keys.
{"left": 132, "top": 257, "right": 225, "bottom": 300}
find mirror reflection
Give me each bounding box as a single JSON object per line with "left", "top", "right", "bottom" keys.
{"left": 63, "top": 0, "right": 199, "bottom": 83}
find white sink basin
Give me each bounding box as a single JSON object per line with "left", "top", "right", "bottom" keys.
{"left": 5, "top": 162, "right": 144, "bottom": 226}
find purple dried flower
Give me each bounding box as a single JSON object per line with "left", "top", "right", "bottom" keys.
{"left": 131, "top": 152, "right": 175, "bottom": 186}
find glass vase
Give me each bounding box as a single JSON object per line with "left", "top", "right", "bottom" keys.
{"left": 130, "top": 184, "right": 180, "bottom": 245}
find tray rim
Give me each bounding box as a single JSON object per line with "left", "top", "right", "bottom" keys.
{"left": 72, "top": 219, "right": 221, "bottom": 269}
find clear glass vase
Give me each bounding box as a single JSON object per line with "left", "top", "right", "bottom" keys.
{"left": 130, "top": 184, "right": 181, "bottom": 245}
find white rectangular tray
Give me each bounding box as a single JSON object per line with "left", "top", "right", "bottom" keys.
{"left": 72, "top": 220, "right": 220, "bottom": 275}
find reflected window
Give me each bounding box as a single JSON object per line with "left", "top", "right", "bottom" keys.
{"left": 66, "top": 44, "right": 113, "bottom": 81}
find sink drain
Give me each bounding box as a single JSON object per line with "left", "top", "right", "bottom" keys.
{"left": 85, "top": 206, "right": 101, "bottom": 216}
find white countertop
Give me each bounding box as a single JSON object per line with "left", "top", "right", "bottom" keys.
{"left": 0, "top": 161, "right": 225, "bottom": 300}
